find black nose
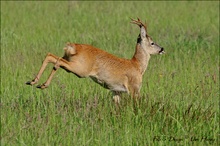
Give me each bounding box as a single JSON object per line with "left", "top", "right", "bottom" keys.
{"left": 159, "top": 47, "right": 164, "bottom": 54}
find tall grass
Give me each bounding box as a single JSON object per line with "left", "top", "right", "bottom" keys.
{"left": 1, "top": 1, "right": 219, "bottom": 145}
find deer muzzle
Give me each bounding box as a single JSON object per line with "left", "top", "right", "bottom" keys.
{"left": 159, "top": 47, "right": 165, "bottom": 54}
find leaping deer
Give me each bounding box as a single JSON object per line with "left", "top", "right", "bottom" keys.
{"left": 26, "top": 18, "right": 165, "bottom": 104}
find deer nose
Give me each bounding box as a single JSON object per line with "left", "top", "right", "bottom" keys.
{"left": 159, "top": 47, "right": 165, "bottom": 54}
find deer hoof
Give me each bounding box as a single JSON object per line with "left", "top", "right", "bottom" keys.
{"left": 26, "top": 81, "right": 34, "bottom": 85}
{"left": 36, "top": 84, "right": 48, "bottom": 89}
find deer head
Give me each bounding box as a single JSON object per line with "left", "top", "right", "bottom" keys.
{"left": 131, "top": 18, "right": 165, "bottom": 55}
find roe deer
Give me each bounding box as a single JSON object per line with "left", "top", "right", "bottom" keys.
{"left": 26, "top": 18, "right": 165, "bottom": 104}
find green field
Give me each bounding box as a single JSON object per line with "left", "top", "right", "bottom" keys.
{"left": 1, "top": 1, "right": 219, "bottom": 145}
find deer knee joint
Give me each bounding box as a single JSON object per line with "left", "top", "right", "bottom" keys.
{"left": 53, "top": 66, "right": 57, "bottom": 70}
{"left": 54, "top": 57, "right": 61, "bottom": 70}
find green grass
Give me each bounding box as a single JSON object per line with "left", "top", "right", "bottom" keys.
{"left": 1, "top": 1, "right": 219, "bottom": 146}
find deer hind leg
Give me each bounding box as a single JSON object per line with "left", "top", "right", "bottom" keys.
{"left": 26, "top": 53, "right": 59, "bottom": 86}
{"left": 26, "top": 53, "right": 72, "bottom": 89}
{"left": 36, "top": 62, "right": 59, "bottom": 89}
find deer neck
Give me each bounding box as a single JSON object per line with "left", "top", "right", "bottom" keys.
{"left": 131, "top": 44, "right": 150, "bottom": 75}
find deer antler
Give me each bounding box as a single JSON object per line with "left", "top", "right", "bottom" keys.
{"left": 130, "top": 17, "right": 147, "bottom": 29}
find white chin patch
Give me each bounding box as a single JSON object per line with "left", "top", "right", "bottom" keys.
{"left": 159, "top": 50, "right": 165, "bottom": 54}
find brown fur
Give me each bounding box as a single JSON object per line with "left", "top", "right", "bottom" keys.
{"left": 26, "top": 18, "right": 165, "bottom": 104}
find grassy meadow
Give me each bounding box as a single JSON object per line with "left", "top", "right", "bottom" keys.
{"left": 1, "top": 1, "right": 219, "bottom": 145}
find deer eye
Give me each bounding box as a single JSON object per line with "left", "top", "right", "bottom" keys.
{"left": 151, "top": 42, "right": 154, "bottom": 45}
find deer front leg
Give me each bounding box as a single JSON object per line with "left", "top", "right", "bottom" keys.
{"left": 129, "top": 82, "right": 141, "bottom": 108}
{"left": 26, "top": 53, "right": 60, "bottom": 86}
{"left": 112, "top": 91, "right": 122, "bottom": 114}
{"left": 113, "top": 91, "right": 121, "bottom": 105}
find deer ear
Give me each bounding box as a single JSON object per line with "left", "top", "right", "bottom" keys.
{"left": 140, "top": 26, "right": 147, "bottom": 38}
